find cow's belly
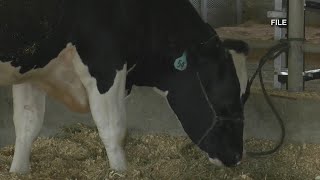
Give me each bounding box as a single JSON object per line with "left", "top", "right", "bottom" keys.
{"left": 34, "top": 44, "right": 90, "bottom": 113}
{"left": 0, "top": 43, "right": 90, "bottom": 113}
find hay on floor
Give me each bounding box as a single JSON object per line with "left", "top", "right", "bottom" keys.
{"left": 0, "top": 123, "right": 319, "bottom": 180}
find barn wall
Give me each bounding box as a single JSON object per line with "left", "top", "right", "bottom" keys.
{"left": 206, "top": 0, "right": 237, "bottom": 27}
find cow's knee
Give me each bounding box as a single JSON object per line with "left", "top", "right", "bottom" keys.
{"left": 10, "top": 83, "right": 46, "bottom": 173}
{"left": 71, "top": 53, "right": 127, "bottom": 171}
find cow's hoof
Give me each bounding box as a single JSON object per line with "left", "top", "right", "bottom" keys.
{"left": 108, "top": 156, "right": 127, "bottom": 172}
{"left": 9, "top": 166, "right": 30, "bottom": 174}
{"left": 107, "top": 147, "right": 127, "bottom": 172}
{"left": 109, "top": 161, "right": 127, "bottom": 172}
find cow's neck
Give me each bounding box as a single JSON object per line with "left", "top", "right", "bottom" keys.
{"left": 147, "top": 0, "right": 214, "bottom": 53}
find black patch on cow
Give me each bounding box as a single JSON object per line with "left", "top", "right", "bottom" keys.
{"left": 222, "top": 39, "right": 249, "bottom": 56}
{"left": 0, "top": 0, "right": 66, "bottom": 73}
{"left": 1, "top": 0, "right": 215, "bottom": 93}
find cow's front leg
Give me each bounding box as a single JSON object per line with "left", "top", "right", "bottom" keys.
{"left": 72, "top": 53, "right": 127, "bottom": 171}
{"left": 10, "top": 83, "right": 46, "bottom": 173}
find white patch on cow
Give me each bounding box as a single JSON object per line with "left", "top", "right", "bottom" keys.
{"left": 152, "top": 87, "right": 169, "bottom": 97}
{"left": 72, "top": 51, "right": 127, "bottom": 171}
{"left": 0, "top": 62, "right": 20, "bottom": 85}
{"left": 209, "top": 157, "right": 224, "bottom": 167}
{"left": 228, "top": 50, "right": 248, "bottom": 97}
{"left": 10, "top": 83, "right": 46, "bottom": 173}
{"left": 32, "top": 43, "right": 89, "bottom": 113}
{"left": 0, "top": 61, "right": 45, "bottom": 86}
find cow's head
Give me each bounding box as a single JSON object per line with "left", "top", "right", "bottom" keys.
{"left": 165, "top": 37, "right": 249, "bottom": 167}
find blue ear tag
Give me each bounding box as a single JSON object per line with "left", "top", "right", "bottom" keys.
{"left": 174, "top": 51, "right": 187, "bottom": 71}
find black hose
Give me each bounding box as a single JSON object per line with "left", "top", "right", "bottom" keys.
{"left": 246, "top": 41, "right": 290, "bottom": 157}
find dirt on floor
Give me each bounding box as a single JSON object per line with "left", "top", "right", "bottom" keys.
{"left": 0, "top": 123, "right": 319, "bottom": 180}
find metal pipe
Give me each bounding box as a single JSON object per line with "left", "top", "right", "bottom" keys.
{"left": 236, "top": 0, "right": 242, "bottom": 24}
{"left": 220, "top": 39, "right": 320, "bottom": 54}
{"left": 287, "top": 0, "right": 305, "bottom": 92}
{"left": 273, "top": 0, "right": 287, "bottom": 89}
{"left": 303, "top": 43, "right": 320, "bottom": 53}
{"left": 244, "top": 40, "right": 279, "bottom": 49}
{"left": 219, "top": 39, "right": 278, "bottom": 49}
{"left": 200, "top": 0, "right": 208, "bottom": 23}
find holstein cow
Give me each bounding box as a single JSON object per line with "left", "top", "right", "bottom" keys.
{"left": 0, "top": 0, "right": 249, "bottom": 173}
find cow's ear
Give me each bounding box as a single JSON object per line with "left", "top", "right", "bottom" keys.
{"left": 199, "top": 36, "right": 222, "bottom": 56}
{"left": 187, "top": 36, "right": 223, "bottom": 65}
{"left": 222, "top": 39, "right": 249, "bottom": 56}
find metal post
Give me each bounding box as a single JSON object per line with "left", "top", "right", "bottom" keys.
{"left": 273, "top": 0, "right": 287, "bottom": 89}
{"left": 200, "top": 0, "right": 208, "bottom": 22}
{"left": 236, "top": 0, "right": 242, "bottom": 24}
{"left": 288, "top": 0, "right": 305, "bottom": 92}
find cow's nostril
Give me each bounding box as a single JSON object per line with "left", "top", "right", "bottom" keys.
{"left": 209, "top": 158, "right": 224, "bottom": 167}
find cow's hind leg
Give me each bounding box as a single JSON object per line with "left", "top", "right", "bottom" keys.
{"left": 10, "top": 83, "right": 46, "bottom": 173}
{"left": 72, "top": 54, "right": 127, "bottom": 171}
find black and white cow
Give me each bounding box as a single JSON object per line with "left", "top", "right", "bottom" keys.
{"left": 0, "top": 0, "right": 249, "bottom": 173}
